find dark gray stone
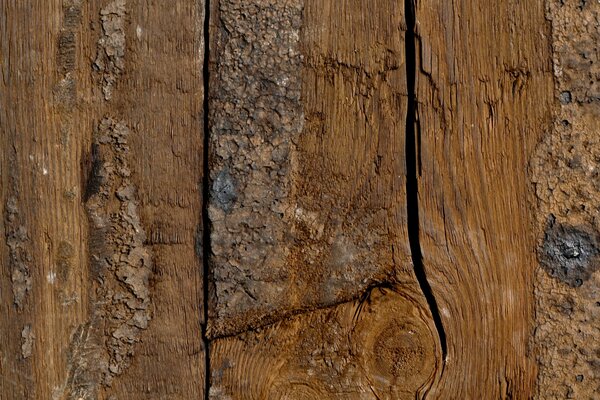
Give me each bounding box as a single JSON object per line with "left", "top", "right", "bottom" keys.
{"left": 540, "top": 219, "right": 600, "bottom": 287}
{"left": 212, "top": 169, "right": 237, "bottom": 211}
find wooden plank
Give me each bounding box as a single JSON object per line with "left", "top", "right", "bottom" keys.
{"left": 1, "top": 1, "right": 92, "bottom": 397}
{"left": 93, "top": 0, "right": 206, "bottom": 397}
{"left": 413, "top": 0, "right": 554, "bottom": 397}
{"left": 207, "top": 0, "right": 418, "bottom": 337}
{"left": 207, "top": 0, "right": 444, "bottom": 397}
{"left": 0, "top": 1, "right": 206, "bottom": 398}
{"left": 210, "top": 287, "right": 439, "bottom": 399}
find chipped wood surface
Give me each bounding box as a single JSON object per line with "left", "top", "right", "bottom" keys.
{"left": 2, "top": 0, "right": 598, "bottom": 399}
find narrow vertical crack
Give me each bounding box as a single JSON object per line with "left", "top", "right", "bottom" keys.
{"left": 201, "top": 0, "right": 212, "bottom": 398}
{"left": 404, "top": 0, "right": 448, "bottom": 363}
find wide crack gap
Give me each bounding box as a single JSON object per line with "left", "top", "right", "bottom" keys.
{"left": 404, "top": 0, "right": 448, "bottom": 363}
{"left": 201, "top": 0, "right": 211, "bottom": 398}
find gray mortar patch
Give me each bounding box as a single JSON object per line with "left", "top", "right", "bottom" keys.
{"left": 539, "top": 219, "right": 600, "bottom": 287}
{"left": 208, "top": 0, "right": 304, "bottom": 336}
{"left": 94, "top": 0, "right": 126, "bottom": 100}
{"left": 63, "top": 118, "right": 152, "bottom": 398}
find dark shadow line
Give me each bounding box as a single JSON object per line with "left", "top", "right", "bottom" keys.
{"left": 201, "top": 0, "right": 212, "bottom": 398}
{"left": 404, "top": 0, "right": 448, "bottom": 362}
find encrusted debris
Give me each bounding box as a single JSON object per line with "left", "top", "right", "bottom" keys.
{"left": 64, "top": 118, "right": 152, "bottom": 397}
{"left": 208, "top": 0, "right": 305, "bottom": 336}
{"left": 94, "top": 0, "right": 126, "bottom": 100}
{"left": 54, "top": 0, "right": 82, "bottom": 108}
{"left": 21, "top": 325, "right": 34, "bottom": 359}
{"left": 4, "top": 195, "right": 32, "bottom": 309}
{"left": 539, "top": 219, "right": 600, "bottom": 287}
{"left": 531, "top": 1, "right": 600, "bottom": 398}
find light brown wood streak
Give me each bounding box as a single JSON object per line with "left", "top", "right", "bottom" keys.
{"left": 298, "top": 0, "right": 413, "bottom": 300}
{"left": 413, "top": 0, "right": 554, "bottom": 397}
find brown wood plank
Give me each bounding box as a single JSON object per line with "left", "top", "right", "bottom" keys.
{"left": 207, "top": 0, "right": 444, "bottom": 397}
{"left": 1, "top": 1, "right": 206, "bottom": 398}
{"left": 95, "top": 0, "right": 206, "bottom": 398}
{"left": 1, "top": 1, "right": 93, "bottom": 397}
{"left": 413, "top": 0, "right": 554, "bottom": 397}
{"left": 207, "top": 0, "right": 419, "bottom": 338}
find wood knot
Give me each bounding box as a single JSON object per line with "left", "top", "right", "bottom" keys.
{"left": 372, "top": 320, "right": 427, "bottom": 380}
{"left": 353, "top": 289, "right": 437, "bottom": 396}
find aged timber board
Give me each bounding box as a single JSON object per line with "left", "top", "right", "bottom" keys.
{"left": 0, "top": 1, "right": 205, "bottom": 398}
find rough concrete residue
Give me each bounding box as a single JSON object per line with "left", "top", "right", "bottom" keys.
{"left": 208, "top": 0, "right": 304, "bottom": 337}
{"left": 63, "top": 118, "right": 152, "bottom": 398}
{"left": 94, "top": 0, "right": 126, "bottom": 100}
{"left": 4, "top": 195, "right": 32, "bottom": 309}
{"left": 532, "top": 1, "right": 600, "bottom": 398}
{"left": 21, "top": 324, "right": 34, "bottom": 359}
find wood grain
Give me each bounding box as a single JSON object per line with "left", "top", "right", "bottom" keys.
{"left": 99, "top": 0, "right": 205, "bottom": 397}
{"left": 210, "top": 287, "right": 440, "bottom": 399}
{"left": 413, "top": 0, "right": 554, "bottom": 397}
{"left": 0, "top": 1, "right": 206, "bottom": 398}
{"left": 207, "top": 0, "right": 445, "bottom": 398}
{"left": 1, "top": 1, "right": 92, "bottom": 397}
{"left": 2, "top": 0, "right": 588, "bottom": 398}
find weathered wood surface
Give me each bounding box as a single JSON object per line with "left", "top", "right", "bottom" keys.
{"left": 413, "top": 0, "right": 554, "bottom": 397}
{"left": 210, "top": 288, "right": 440, "bottom": 399}
{"left": 1, "top": 0, "right": 205, "bottom": 398}
{"left": 205, "top": 0, "right": 448, "bottom": 397}
{"left": 2, "top": 0, "right": 598, "bottom": 399}
{"left": 206, "top": 0, "right": 421, "bottom": 338}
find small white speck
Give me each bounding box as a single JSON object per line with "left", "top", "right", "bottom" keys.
{"left": 47, "top": 271, "right": 56, "bottom": 284}
{"left": 136, "top": 25, "right": 142, "bottom": 39}
{"left": 42, "top": 167, "right": 48, "bottom": 175}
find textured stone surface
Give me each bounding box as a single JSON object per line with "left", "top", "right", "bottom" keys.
{"left": 207, "top": 0, "right": 305, "bottom": 337}
{"left": 531, "top": 1, "right": 600, "bottom": 397}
